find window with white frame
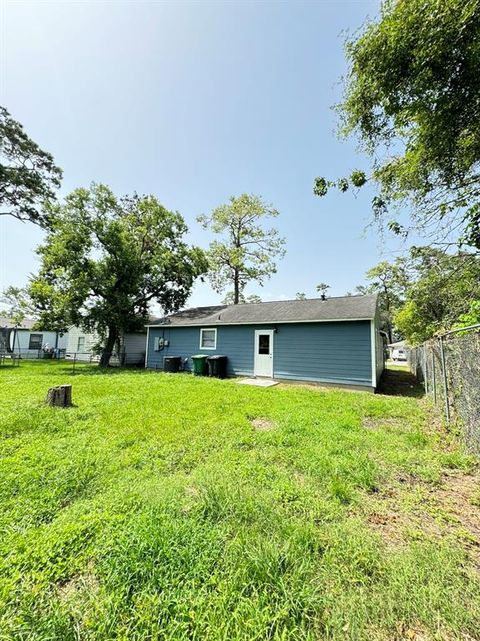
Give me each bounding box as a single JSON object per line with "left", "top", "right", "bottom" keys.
{"left": 29, "top": 333, "right": 43, "bottom": 350}
{"left": 199, "top": 328, "right": 217, "bottom": 350}
{"left": 77, "top": 336, "right": 85, "bottom": 352}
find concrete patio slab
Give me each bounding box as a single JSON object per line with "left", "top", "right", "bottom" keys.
{"left": 237, "top": 378, "right": 279, "bottom": 387}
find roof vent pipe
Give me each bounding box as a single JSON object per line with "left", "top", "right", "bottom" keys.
{"left": 321, "top": 294, "right": 326, "bottom": 301}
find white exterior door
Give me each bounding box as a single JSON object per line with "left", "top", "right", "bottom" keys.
{"left": 254, "top": 329, "right": 274, "bottom": 377}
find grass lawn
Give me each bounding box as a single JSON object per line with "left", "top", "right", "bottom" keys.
{"left": 1, "top": 362, "right": 479, "bottom": 641}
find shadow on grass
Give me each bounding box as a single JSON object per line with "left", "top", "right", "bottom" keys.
{"left": 4, "top": 361, "right": 151, "bottom": 377}
{"left": 65, "top": 365, "right": 152, "bottom": 377}
{"left": 378, "top": 367, "right": 424, "bottom": 398}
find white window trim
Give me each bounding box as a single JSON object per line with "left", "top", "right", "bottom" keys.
{"left": 29, "top": 333, "right": 43, "bottom": 349}
{"left": 199, "top": 328, "right": 217, "bottom": 350}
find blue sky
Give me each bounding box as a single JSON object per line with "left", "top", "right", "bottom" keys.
{"left": 1, "top": 0, "right": 412, "bottom": 310}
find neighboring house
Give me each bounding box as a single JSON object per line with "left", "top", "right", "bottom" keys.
{"left": 65, "top": 326, "right": 146, "bottom": 366}
{"left": 0, "top": 317, "right": 67, "bottom": 358}
{"left": 388, "top": 340, "right": 407, "bottom": 362}
{"left": 146, "top": 295, "right": 385, "bottom": 391}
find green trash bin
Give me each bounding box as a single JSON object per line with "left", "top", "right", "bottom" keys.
{"left": 191, "top": 354, "right": 208, "bottom": 376}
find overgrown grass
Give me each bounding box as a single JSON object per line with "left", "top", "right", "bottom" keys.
{"left": 0, "top": 362, "right": 478, "bottom": 640}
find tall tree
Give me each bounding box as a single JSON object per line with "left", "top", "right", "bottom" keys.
{"left": 455, "top": 300, "right": 480, "bottom": 329}
{"left": 0, "top": 106, "right": 62, "bottom": 225}
{"left": 314, "top": 0, "right": 480, "bottom": 249}
{"left": 0, "top": 286, "right": 35, "bottom": 326}
{"left": 222, "top": 292, "right": 262, "bottom": 305}
{"left": 28, "top": 184, "right": 207, "bottom": 366}
{"left": 394, "top": 248, "right": 480, "bottom": 343}
{"left": 295, "top": 292, "right": 307, "bottom": 300}
{"left": 198, "top": 194, "right": 286, "bottom": 304}
{"left": 361, "top": 260, "right": 409, "bottom": 343}
{"left": 316, "top": 283, "right": 330, "bottom": 298}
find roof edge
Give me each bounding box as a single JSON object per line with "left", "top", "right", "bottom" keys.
{"left": 146, "top": 317, "right": 374, "bottom": 328}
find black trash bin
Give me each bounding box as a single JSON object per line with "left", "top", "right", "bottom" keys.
{"left": 207, "top": 355, "right": 228, "bottom": 379}
{"left": 163, "top": 356, "right": 182, "bottom": 373}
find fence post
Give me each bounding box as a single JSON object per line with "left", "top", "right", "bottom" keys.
{"left": 431, "top": 348, "right": 437, "bottom": 404}
{"left": 73, "top": 352, "right": 76, "bottom": 375}
{"left": 424, "top": 345, "right": 429, "bottom": 395}
{"left": 439, "top": 336, "right": 450, "bottom": 423}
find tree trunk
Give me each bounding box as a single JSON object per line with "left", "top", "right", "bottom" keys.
{"left": 387, "top": 324, "right": 393, "bottom": 345}
{"left": 46, "top": 385, "right": 72, "bottom": 407}
{"left": 233, "top": 270, "right": 240, "bottom": 305}
{"left": 99, "top": 326, "right": 118, "bottom": 368}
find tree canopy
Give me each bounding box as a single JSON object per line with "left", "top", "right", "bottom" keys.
{"left": 394, "top": 248, "right": 480, "bottom": 343}
{"left": 314, "top": 0, "right": 480, "bottom": 249}
{"left": 28, "top": 184, "right": 207, "bottom": 366}
{"left": 0, "top": 106, "right": 62, "bottom": 225}
{"left": 316, "top": 283, "right": 330, "bottom": 298}
{"left": 455, "top": 300, "right": 480, "bottom": 329}
{"left": 352, "top": 248, "right": 480, "bottom": 344}
{"left": 355, "top": 261, "right": 409, "bottom": 343}
{"left": 198, "top": 194, "right": 286, "bottom": 304}
{"left": 222, "top": 292, "right": 262, "bottom": 305}
{"left": 0, "top": 286, "right": 36, "bottom": 326}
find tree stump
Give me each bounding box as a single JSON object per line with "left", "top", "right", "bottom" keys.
{"left": 46, "top": 385, "right": 72, "bottom": 407}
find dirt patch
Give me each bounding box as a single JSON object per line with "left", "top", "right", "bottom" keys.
{"left": 378, "top": 368, "right": 424, "bottom": 398}
{"left": 397, "top": 472, "right": 421, "bottom": 486}
{"left": 250, "top": 417, "right": 276, "bottom": 431}
{"left": 185, "top": 484, "right": 199, "bottom": 498}
{"left": 362, "top": 416, "right": 404, "bottom": 430}
{"left": 364, "top": 470, "right": 480, "bottom": 565}
{"left": 430, "top": 471, "right": 480, "bottom": 557}
{"left": 396, "top": 623, "right": 433, "bottom": 641}
{"left": 396, "top": 623, "right": 479, "bottom": 641}
{"left": 366, "top": 497, "right": 445, "bottom": 550}
{"left": 394, "top": 622, "right": 461, "bottom": 641}
{"left": 276, "top": 381, "right": 365, "bottom": 394}
{"left": 367, "top": 511, "right": 404, "bottom": 547}
{"left": 181, "top": 485, "right": 200, "bottom": 513}
{"left": 370, "top": 622, "right": 479, "bottom": 641}
{"left": 57, "top": 563, "right": 99, "bottom": 602}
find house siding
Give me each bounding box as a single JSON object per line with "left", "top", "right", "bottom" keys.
{"left": 122, "top": 333, "right": 147, "bottom": 365}
{"left": 66, "top": 327, "right": 99, "bottom": 360}
{"left": 147, "top": 320, "right": 373, "bottom": 387}
{"left": 66, "top": 327, "right": 146, "bottom": 364}
{"left": 8, "top": 329, "right": 67, "bottom": 357}
{"left": 374, "top": 316, "right": 385, "bottom": 385}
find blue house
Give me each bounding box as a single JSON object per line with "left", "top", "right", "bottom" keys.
{"left": 146, "top": 294, "right": 385, "bottom": 391}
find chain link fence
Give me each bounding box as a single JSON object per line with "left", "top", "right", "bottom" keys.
{"left": 0, "top": 350, "right": 146, "bottom": 372}
{"left": 0, "top": 347, "right": 66, "bottom": 361}
{"left": 408, "top": 324, "right": 480, "bottom": 453}
{"left": 66, "top": 351, "right": 145, "bottom": 372}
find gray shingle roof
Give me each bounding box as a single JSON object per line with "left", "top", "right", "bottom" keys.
{"left": 0, "top": 317, "right": 36, "bottom": 330}
{"left": 148, "top": 294, "right": 378, "bottom": 327}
